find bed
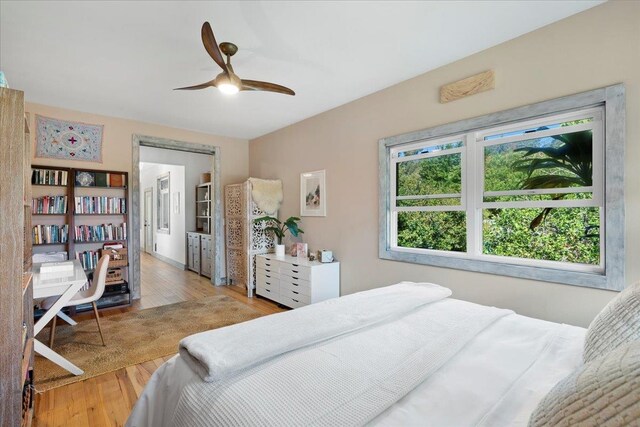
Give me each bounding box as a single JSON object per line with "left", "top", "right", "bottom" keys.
{"left": 126, "top": 281, "right": 639, "bottom": 427}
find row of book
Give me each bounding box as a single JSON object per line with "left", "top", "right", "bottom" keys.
{"left": 32, "top": 196, "right": 68, "bottom": 214}
{"left": 32, "top": 224, "right": 69, "bottom": 245}
{"left": 76, "top": 250, "right": 100, "bottom": 270}
{"left": 74, "top": 223, "right": 127, "bottom": 242}
{"left": 76, "top": 171, "right": 125, "bottom": 188}
{"left": 32, "top": 168, "right": 68, "bottom": 186}
{"left": 74, "top": 196, "right": 127, "bottom": 214}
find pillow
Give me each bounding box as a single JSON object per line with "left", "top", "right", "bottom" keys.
{"left": 583, "top": 281, "right": 640, "bottom": 363}
{"left": 529, "top": 340, "right": 640, "bottom": 427}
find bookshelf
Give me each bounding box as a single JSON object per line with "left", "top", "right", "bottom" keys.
{"left": 30, "top": 165, "right": 131, "bottom": 312}
{"left": 0, "top": 87, "right": 34, "bottom": 427}
{"left": 195, "top": 182, "right": 212, "bottom": 233}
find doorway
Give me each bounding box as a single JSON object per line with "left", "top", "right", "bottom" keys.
{"left": 131, "top": 135, "right": 222, "bottom": 303}
{"left": 143, "top": 188, "right": 153, "bottom": 254}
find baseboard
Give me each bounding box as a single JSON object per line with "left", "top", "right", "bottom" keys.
{"left": 146, "top": 251, "right": 185, "bottom": 270}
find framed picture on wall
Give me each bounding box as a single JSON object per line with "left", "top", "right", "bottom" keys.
{"left": 300, "top": 170, "right": 326, "bottom": 217}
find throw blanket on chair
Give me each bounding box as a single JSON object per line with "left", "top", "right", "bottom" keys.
{"left": 172, "top": 283, "right": 511, "bottom": 426}
{"left": 248, "top": 178, "right": 283, "bottom": 215}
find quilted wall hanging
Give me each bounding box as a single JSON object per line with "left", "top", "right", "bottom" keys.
{"left": 35, "top": 114, "right": 104, "bottom": 162}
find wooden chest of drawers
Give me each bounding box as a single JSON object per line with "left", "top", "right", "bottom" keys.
{"left": 255, "top": 254, "right": 340, "bottom": 308}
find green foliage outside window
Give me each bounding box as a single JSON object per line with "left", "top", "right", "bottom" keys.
{"left": 396, "top": 129, "right": 600, "bottom": 265}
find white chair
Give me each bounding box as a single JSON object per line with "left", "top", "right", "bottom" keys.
{"left": 44, "top": 254, "right": 110, "bottom": 348}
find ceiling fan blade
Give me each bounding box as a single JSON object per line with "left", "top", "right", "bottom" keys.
{"left": 241, "top": 79, "right": 295, "bottom": 96}
{"left": 201, "top": 22, "right": 229, "bottom": 73}
{"left": 174, "top": 80, "right": 216, "bottom": 90}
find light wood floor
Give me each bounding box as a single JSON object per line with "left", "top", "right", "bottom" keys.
{"left": 34, "top": 253, "right": 284, "bottom": 427}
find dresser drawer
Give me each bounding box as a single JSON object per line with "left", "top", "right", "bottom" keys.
{"left": 256, "top": 256, "right": 281, "bottom": 271}
{"left": 280, "top": 295, "right": 307, "bottom": 309}
{"left": 256, "top": 280, "right": 278, "bottom": 297}
{"left": 256, "top": 262, "right": 280, "bottom": 276}
{"left": 279, "top": 263, "right": 311, "bottom": 281}
{"left": 256, "top": 271, "right": 279, "bottom": 287}
{"left": 279, "top": 275, "right": 311, "bottom": 296}
{"left": 280, "top": 286, "right": 310, "bottom": 304}
{"left": 256, "top": 268, "right": 280, "bottom": 282}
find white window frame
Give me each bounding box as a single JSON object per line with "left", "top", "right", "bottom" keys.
{"left": 379, "top": 85, "right": 625, "bottom": 291}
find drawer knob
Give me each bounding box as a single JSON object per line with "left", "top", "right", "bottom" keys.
{"left": 293, "top": 291, "right": 299, "bottom": 295}
{"left": 266, "top": 275, "right": 270, "bottom": 278}
{"left": 266, "top": 282, "right": 271, "bottom": 285}
{"left": 292, "top": 283, "right": 298, "bottom": 287}
{"left": 266, "top": 263, "right": 271, "bottom": 266}
{"left": 292, "top": 270, "right": 299, "bottom": 273}
{"left": 292, "top": 299, "right": 299, "bottom": 303}
{"left": 266, "top": 289, "right": 271, "bottom": 293}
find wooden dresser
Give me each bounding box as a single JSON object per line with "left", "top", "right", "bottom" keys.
{"left": 255, "top": 254, "right": 339, "bottom": 308}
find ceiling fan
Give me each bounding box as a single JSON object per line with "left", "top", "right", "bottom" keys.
{"left": 175, "top": 22, "right": 295, "bottom": 96}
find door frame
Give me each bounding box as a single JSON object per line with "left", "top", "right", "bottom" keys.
{"left": 143, "top": 187, "right": 153, "bottom": 254}
{"left": 131, "top": 135, "right": 222, "bottom": 300}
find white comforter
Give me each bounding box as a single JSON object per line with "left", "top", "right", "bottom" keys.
{"left": 127, "top": 284, "right": 585, "bottom": 427}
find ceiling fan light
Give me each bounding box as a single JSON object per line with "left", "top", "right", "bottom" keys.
{"left": 218, "top": 83, "right": 239, "bottom": 95}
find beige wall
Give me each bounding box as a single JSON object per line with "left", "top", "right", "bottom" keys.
{"left": 249, "top": 1, "right": 640, "bottom": 327}
{"left": 26, "top": 102, "right": 248, "bottom": 186}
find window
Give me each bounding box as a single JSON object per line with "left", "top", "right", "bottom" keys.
{"left": 379, "top": 85, "right": 625, "bottom": 290}
{"left": 157, "top": 173, "right": 170, "bottom": 234}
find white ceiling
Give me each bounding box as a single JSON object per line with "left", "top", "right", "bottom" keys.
{"left": 0, "top": 1, "right": 603, "bottom": 140}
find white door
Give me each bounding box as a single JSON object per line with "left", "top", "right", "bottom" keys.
{"left": 144, "top": 188, "right": 153, "bottom": 254}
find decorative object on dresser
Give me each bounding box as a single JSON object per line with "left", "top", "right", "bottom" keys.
{"left": 35, "top": 114, "right": 104, "bottom": 162}
{"left": 224, "top": 180, "right": 281, "bottom": 297}
{"left": 253, "top": 215, "right": 304, "bottom": 258}
{"left": 255, "top": 254, "right": 340, "bottom": 308}
{"left": 300, "top": 169, "right": 326, "bottom": 217}
{"left": 31, "top": 165, "right": 131, "bottom": 312}
{"left": 0, "top": 87, "right": 34, "bottom": 427}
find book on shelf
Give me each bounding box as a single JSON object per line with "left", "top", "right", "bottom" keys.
{"left": 32, "top": 224, "right": 69, "bottom": 245}
{"left": 74, "top": 223, "right": 127, "bottom": 242}
{"left": 109, "top": 173, "right": 125, "bottom": 187}
{"left": 76, "top": 250, "right": 99, "bottom": 270}
{"left": 103, "top": 242, "right": 124, "bottom": 250}
{"left": 74, "top": 196, "right": 126, "bottom": 214}
{"left": 32, "top": 195, "right": 67, "bottom": 214}
{"left": 31, "top": 168, "right": 68, "bottom": 186}
{"left": 94, "top": 172, "right": 108, "bottom": 187}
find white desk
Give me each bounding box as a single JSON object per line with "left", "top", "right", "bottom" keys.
{"left": 33, "top": 260, "right": 87, "bottom": 375}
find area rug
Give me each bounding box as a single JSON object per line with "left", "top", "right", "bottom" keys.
{"left": 34, "top": 295, "right": 264, "bottom": 391}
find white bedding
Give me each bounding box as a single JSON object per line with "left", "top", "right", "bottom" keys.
{"left": 127, "top": 292, "right": 585, "bottom": 427}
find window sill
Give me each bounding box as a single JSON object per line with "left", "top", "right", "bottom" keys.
{"left": 379, "top": 246, "right": 618, "bottom": 291}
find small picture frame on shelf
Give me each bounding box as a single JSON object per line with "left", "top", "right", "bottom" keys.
{"left": 295, "top": 242, "right": 308, "bottom": 258}
{"left": 75, "top": 171, "right": 95, "bottom": 187}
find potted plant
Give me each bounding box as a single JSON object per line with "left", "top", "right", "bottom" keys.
{"left": 254, "top": 216, "right": 304, "bottom": 257}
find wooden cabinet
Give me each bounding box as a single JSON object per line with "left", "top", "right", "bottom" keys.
{"left": 0, "top": 87, "right": 34, "bottom": 427}
{"left": 187, "top": 232, "right": 200, "bottom": 273}
{"left": 200, "top": 234, "right": 212, "bottom": 278}
{"left": 255, "top": 254, "right": 340, "bottom": 309}
{"left": 187, "top": 232, "right": 211, "bottom": 277}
